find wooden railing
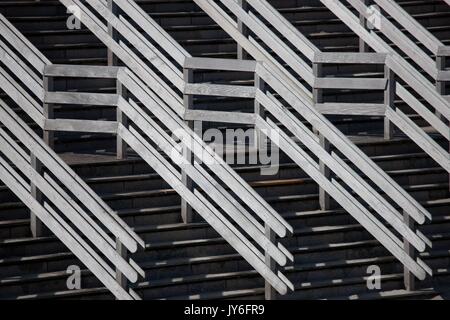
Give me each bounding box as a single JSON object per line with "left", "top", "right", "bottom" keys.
{"left": 320, "top": 0, "right": 449, "bottom": 174}
{"left": 193, "top": 0, "right": 434, "bottom": 289}
{"left": 0, "top": 13, "right": 145, "bottom": 300}
{"left": 57, "top": 0, "right": 295, "bottom": 297}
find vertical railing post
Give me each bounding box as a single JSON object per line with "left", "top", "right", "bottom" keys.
{"left": 255, "top": 73, "right": 266, "bottom": 151}
{"left": 403, "top": 212, "right": 416, "bottom": 291}
{"left": 116, "top": 238, "right": 129, "bottom": 297}
{"left": 436, "top": 53, "right": 449, "bottom": 192}
{"left": 384, "top": 65, "right": 395, "bottom": 140}
{"left": 359, "top": 0, "right": 371, "bottom": 53}
{"left": 116, "top": 78, "right": 128, "bottom": 160}
{"left": 182, "top": 67, "right": 194, "bottom": 224}
{"left": 31, "top": 73, "right": 54, "bottom": 238}
{"left": 237, "top": 0, "right": 249, "bottom": 60}
{"left": 313, "top": 62, "right": 331, "bottom": 210}
{"left": 108, "top": 0, "right": 119, "bottom": 67}
{"left": 265, "top": 224, "right": 277, "bottom": 300}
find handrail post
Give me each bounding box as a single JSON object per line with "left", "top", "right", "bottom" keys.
{"left": 182, "top": 67, "right": 194, "bottom": 224}
{"left": 255, "top": 73, "right": 266, "bottom": 151}
{"left": 237, "top": 0, "right": 249, "bottom": 60}
{"left": 313, "top": 62, "right": 331, "bottom": 210}
{"left": 436, "top": 54, "right": 446, "bottom": 119}
{"left": 403, "top": 211, "right": 416, "bottom": 291}
{"left": 31, "top": 74, "right": 54, "bottom": 238}
{"left": 116, "top": 238, "right": 130, "bottom": 297}
{"left": 265, "top": 223, "right": 277, "bottom": 300}
{"left": 359, "top": 0, "right": 371, "bottom": 53}
{"left": 108, "top": 0, "right": 119, "bottom": 67}
{"left": 117, "top": 79, "right": 128, "bottom": 160}
{"left": 384, "top": 65, "right": 395, "bottom": 140}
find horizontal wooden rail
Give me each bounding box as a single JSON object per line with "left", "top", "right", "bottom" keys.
{"left": 184, "top": 83, "right": 257, "bottom": 98}
{"left": 44, "top": 119, "right": 119, "bottom": 134}
{"left": 315, "top": 103, "right": 387, "bottom": 116}
{"left": 44, "top": 64, "right": 121, "bottom": 79}
{"left": 44, "top": 92, "right": 119, "bottom": 106}
{"left": 314, "top": 77, "right": 387, "bottom": 90}
{"left": 184, "top": 57, "right": 257, "bottom": 72}
{"left": 184, "top": 110, "right": 256, "bottom": 124}
{"left": 313, "top": 52, "right": 387, "bottom": 64}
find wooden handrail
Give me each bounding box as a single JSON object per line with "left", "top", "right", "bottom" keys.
{"left": 58, "top": 0, "right": 296, "bottom": 297}
{"left": 0, "top": 13, "right": 145, "bottom": 299}
{"left": 194, "top": 0, "right": 434, "bottom": 286}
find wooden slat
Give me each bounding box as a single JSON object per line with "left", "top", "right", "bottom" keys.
{"left": 45, "top": 92, "right": 119, "bottom": 106}
{"left": 315, "top": 103, "right": 386, "bottom": 116}
{"left": 114, "top": 0, "right": 190, "bottom": 66}
{"left": 437, "top": 45, "right": 450, "bottom": 57}
{"left": 184, "top": 110, "right": 256, "bottom": 124}
{"left": 255, "top": 116, "right": 426, "bottom": 280}
{"left": 386, "top": 106, "right": 450, "bottom": 172}
{"left": 44, "top": 119, "right": 118, "bottom": 134}
{"left": 44, "top": 64, "right": 121, "bottom": 79}
{"left": 437, "top": 70, "right": 450, "bottom": 81}
{"left": 0, "top": 100, "right": 143, "bottom": 252}
{"left": 184, "top": 57, "right": 257, "bottom": 72}
{"left": 0, "top": 157, "right": 134, "bottom": 300}
{"left": 118, "top": 124, "right": 290, "bottom": 295}
{"left": 373, "top": 0, "right": 443, "bottom": 55}
{"left": 314, "top": 77, "right": 387, "bottom": 90}
{"left": 246, "top": 0, "right": 318, "bottom": 62}
{"left": 313, "top": 52, "right": 387, "bottom": 64}
{"left": 184, "top": 83, "right": 256, "bottom": 98}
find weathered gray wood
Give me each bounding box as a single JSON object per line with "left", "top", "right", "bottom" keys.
{"left": 373, "top": 0, "right": 443, "bottom": 55}
{"left": 0, "top": 14, "right": 51, "bottom": 75}
{"left": 404, "top": 211, "right": 416, "bottom": 291}
{"left": 315, "top": 103, "right": 386, "bottom": 116}
{"left": 87, "top": 0, "right": 184, "bottom": 91}
{"left": 237, "top": 0, "right": 249, "bottom": 60}
{"left": 119, "top": 70, "right": 292, "bottom": 237}
{"left": 0, "top": 100, "right": 143, "bottom": 252}
{"left": 117, "top": 80, "right": 128, "bottom": 160}
{"left": 246, "top": 0, "right": 318, "bottom": 62}
{"left": 384, "top": 66, "right": 395, "bottom": 140}
{"left": 45, "top": 92, "right": 120, "bottom": 106}
{"left": 255, "top": 116, "right": 426, "bottom": 280}
{"left": 184, "top": 110, "right": 256, "bottom": 124}
{"left": 0, "top": 127, "right": 140, "bottom": 284}
{"left": 44, "top": 64, "right": 121, "bottom": 79}
{"left": 43, "top": 76, "right": 54, "bottom": 149}
{"left": 0, "top": 157, "right": 135, "bottom": 300}
{"left": 359, "top": 0, "right": 370, "bottom": 53}
{"left": 386, "top": 106, "right": 450, "bottom": 172}
{"left": 30, "top": 154, "right": 45, "bottom": 238}
{"left": 0, "top": 66, "right": 45, "bottom": 128}
{"left": 114, "top": 0, "right": 190, "bottom": 67}
{"left": 265, "top": 224, "right": 277, "bottom": 300}
{"left": 182, "top": 68, "right": 194, "bottom": 224}
{"left": 314, "top": 77, "right": 388, "bottom": 90}
{"left": 313, "top": 52, "right": 387, "bottom": 64}
{"left": 118, "top": 124, "right": 290, "bottom": 294}
{"left": 44, "top": 119, "right": 118, "bottom": 134}
{"left": 116, "top": 239, "right": 129, "bottom": 295}
{"left": 255, "top": 73, "right": 266, "bottom": 151}
{"left": 184, "top": 57, "right": 257, "bottom": 72}
{"left": 437, "top": 70, "right": 450, "bottom": 82}
{"left": 257, "top": 90, "right": 428, "bottom": 251}
{"left": 108, "top": 0, "right": 120, "bottom": 67}
{"left": 438, "top": 45, "right": 450, "bottom": 57}
{"left": 184, "top": 83, "right": 257, "bottom": 98}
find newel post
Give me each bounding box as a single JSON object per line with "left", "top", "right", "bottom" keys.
{"left": 265, "top": 224, "right": 277, "bottom": 300}
{"left": 237, "top": 0, "right": 249, "bottom": 60}
{"left": 107, "top": 0, "right": 119, "bottom": 67}
{"left": 384, "top": 65, "right": 395, "bottom": 140}
{"left": 116, "top": 78, "right": 128, "bottom": 160}
{"left": 359, "top": 0, "right": 371, "bottom": 53}
{"left": 116, "top": 238, "right": 130, "bottom": 297}
{"left": 181, "top": 67, "right": 194, "bottom": 224}
{"left": 313, "top": 61, "right": 331, "bottom": 211}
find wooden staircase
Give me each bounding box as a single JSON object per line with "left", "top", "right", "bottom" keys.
{"left": 0, "top": 0, "right": 449, "bottom": 300}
